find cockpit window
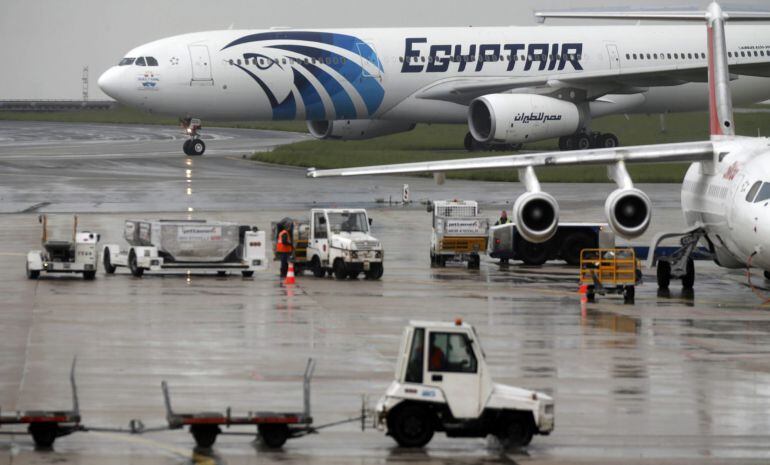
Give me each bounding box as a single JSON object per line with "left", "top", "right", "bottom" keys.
{"left": 135, "top": 57, "right": 146, "bottom": 66}
{"left": 119, "top": 57, "right": 135, "bottom": 66}
{"left": 146, "top": 57, "right": 159, "bottom": 66}
{"left": 746, "top": 181, "right": 762, "bottom": 202}
{"left": 754, "top": 183, "right": 770, "bottom": 203}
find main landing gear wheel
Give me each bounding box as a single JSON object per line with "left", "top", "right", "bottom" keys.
{"left": 184, "top": 139, "right": 205, "bottom": 156}
{"left": 681, "top": 258, "right": 695, "bottom": 290}
{"left": 560, "top": 132, "right": 620, "bottom": 151}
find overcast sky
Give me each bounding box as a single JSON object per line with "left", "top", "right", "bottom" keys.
{"left": 1, "top": 0, "right": 767, "bottom": 99}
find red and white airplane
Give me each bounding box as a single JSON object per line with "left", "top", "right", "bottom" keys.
{"left": 308, "top": 3, "right": 770, "bottom": 291}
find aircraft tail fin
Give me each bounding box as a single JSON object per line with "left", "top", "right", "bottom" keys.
{"left": 535, "top": 2, "right": 770, "bottom": 138}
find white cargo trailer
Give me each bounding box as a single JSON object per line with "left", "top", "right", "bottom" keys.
{"left": 26, "top": 215, "right": 99, "bottom": 280}
{"left": 102, "top": 219, "right": 267, "bottom": 277}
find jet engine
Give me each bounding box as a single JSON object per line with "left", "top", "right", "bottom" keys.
{"left": 604, "top": 188, "right": 652, "bottom": 239}
{"left": 307, "top": 120, "right": 416, "bottom": 140}
{"left": 468, "top": 94, "right": 585, "bottom": 144}
{"left": 512, "top": 191, "right": 560, "bottom": 243}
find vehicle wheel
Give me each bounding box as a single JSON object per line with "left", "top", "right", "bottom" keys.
{"left": 128, "top": 250, "right": 144, "bottom": 277}
{"left": 560, "top": 232, "right": 594, "bottom": 266}
{"left": 599, "top": 133, "right": 619, "bottom": 148}
{"left": 656, "top": 260, "right": 671, "bottom": 289}
{"left": 26, "top": 262, "right": 40, "bottom": 280}
{"left": 183, "top": 139, "right": 193, "bottom": 156}
{"left": 190, "top": 424, "right": 220, "bottom": 449}
{"left": 586, "top": 286, "right": 596, "bottom": 303}
{"left": 436, "top": 255, "right": 446, "bottom": 267}
{"left": 430, "top": 252, "right": 436, "bottom": 268}
{"left": 388, "top": 404, "right": 435, "bottom": 448}
{"left": 242, "top": 270, "right": 254, "bottom": 277}
{"left": 623, "top": 285, "right": 635, "bottom": 303}
{"left": 681, "top": 257, "right": 695, "bottom": 289}
{"left": 559, "top": 136, "right": 574, "bottom": 151}
{"left": 103, "top": 248, "right": 116, "bottom": 274}
{"left": 333, "top": 259, "right": 347, "bottom": 280}
{"left": 29, "top": 423, "right": 58, "bottom": 449}
{"left": 347, "top": 270, "right": 360, "bottom": 279}
{"left": 765, "top": 270, "right": 770, "bottom": 280}
{"left": 83, "top": 270, "right": 96, "bottom": 280}
{"left": 575, "top": 134, "right": 591, "bottom": 150}
{"left": 496, "top": 416, "right": 534, "bottom": 449}
{"left": 365, "top": 262, "right": 383, "bottom": 280}
{"left": 216, "top": 271, "right": 227, "bottom": 277}
{"left": 191, "top": 139, "right": 206, "bottom": 156}
{"left": 259, "top": 424, "right": 289, "bottom": 448}
{"left": 464, "top": 132, "right": 475, "bottom": 151}
{"left": 468, "top": 254, "right": 481, "bottom": 270}
{"left": 312, "top": 257, "right": 325, "bottom": 278}
{"left": 519, "top": 240, "right": 549, "bottom": 266}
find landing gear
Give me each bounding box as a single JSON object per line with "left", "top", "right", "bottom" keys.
{"left": 464, "top": 132, "right": 522, "bottom": 152}
{"left": 650, "top": 227, "right": 709, "bottom": 291}
{"left": 559, "top": 131, "right": 619, "bottom": 151}
{"left": 181, "top": 117, "right": 205, "bottom": 156}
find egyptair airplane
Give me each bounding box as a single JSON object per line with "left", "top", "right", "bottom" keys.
{"left": 98, "top": 10, "right": 770, "bottom": 156}
{"left": 306, "top": 3, "right": 770, "bottom": 292}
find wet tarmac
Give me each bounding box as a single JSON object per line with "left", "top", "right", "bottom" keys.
{"left": 2, "top": 121, "right": 770, "bottom": 464}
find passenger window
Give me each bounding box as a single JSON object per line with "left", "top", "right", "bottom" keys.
{"left": 314, "top": 213, "right": 328, "bottom": 239}
{"left": 428, "top": 332, "right": 477, "bottom": 373}
{"left": 146, "top": 57, "right": 159, "bottom": 66}
{"left": 135, "top": 57, "right": 146, "bottom": 66}
{"left": 754, "top": 183, "right": 770, "bottom": 203}
{"left": 119, "top": 57, "right": 135, "bottom": 66}
{"left": 405, "top": 328, "right": 425, "bottom": 383}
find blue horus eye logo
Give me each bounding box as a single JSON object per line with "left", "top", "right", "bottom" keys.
{"left": 222, "top": 32, "right": 385, "bottom": 120}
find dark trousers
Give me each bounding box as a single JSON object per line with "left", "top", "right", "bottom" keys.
{"left": 279, "top": 253, "right": 290, "bottom": 277}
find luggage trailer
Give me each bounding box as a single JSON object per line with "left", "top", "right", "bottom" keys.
{"left": 0, "top": 360, "right": 82, "bottom": 448}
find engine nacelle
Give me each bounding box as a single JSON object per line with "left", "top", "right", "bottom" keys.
{"left": 307, "top": 120, "right": 416, "bottom": 140}
{"left": 604, "top": 188, "right": 652, "bottom": 239}
{"left": 512, "top": 191, "right": 560, "bottom": 243}
{"left": 468, "top": 94, "right": 584, "bottom": 144}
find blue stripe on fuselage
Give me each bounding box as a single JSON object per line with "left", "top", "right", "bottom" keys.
{"left": 292, "top": 68, "right": 325, "bottom": 120}
{"left": 297, "top": 61, "right": 357, "bottom": 119}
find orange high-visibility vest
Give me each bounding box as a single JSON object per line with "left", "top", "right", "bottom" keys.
{"left": 276, "top": 229, "right": 293, "bottom": 253}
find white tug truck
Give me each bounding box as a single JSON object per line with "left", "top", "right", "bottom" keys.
{"left": 376, "top": 320, "right": 554, "bottom": 449}
{"left": 305, "top": 208, "right": 384, "bottom": 280}
{"left": 26, "top": 215, "right": 99, "bottom": 280}
{"left": 428, "top": 200, "right": 489, "bottom": 269}
{"left": 102, "top": 219, "right": 267, "bottom": 277}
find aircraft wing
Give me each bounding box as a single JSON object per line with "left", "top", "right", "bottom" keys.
{"left": 306, "top": 140, "right": 714, "bottom": 178}
{"left": 416, "top": 62, "right": 770, "bottom": 105}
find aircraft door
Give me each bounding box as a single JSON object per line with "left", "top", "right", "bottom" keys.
{"left": 606, "top": 44, "right": 621, "bottom": 70}
{"left": 188, "top": 44, "right": 214, "bottom": 85}
{"left": 356, "top": 41, "right": 382, "bottom": 81}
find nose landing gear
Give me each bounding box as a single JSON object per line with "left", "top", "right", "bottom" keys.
{"left": 181, "top": 118, "right": 206, "bottom": 156}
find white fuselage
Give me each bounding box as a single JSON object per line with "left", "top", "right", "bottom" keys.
{"left": 681, "top": 137, "right": 770, "bottom": 270}
{"left": 99, "top": 24, "right": 770, "bottom": 123}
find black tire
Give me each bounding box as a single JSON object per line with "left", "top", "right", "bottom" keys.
{"left": 599, "top": 133, "right": 619, "bottom": 148}
{"left": 216, "top": 271, "right": 227, "bottom": 277}
{"left": 464, "top": 132, "right": 475, "bottom": 151}
{"left": 333, "top": 259, "right": 347, "bottom": 280}
{"left": 190, "top": 424, "right": 220, "bottom": 449}
{"left": 191, "top": 139, "right": 206, "bottom": 156}
{"left": 365, "top": 262, "right": 383, "bottom": 280}
{"left": 83, "top": 270, "right": 96, "bottom": 280}
{"left": 259, "top": 424, "right": 289, "bottom": 448}
{"left": 559, "top": 135, "right": 574, "bottom": 151}
{"left": 242, "top": 270, "right": 254, "bottom": 278}
{"left": 575, "top": 134, "right": 591, "bottom": 150}
{"left": 347, "top": 270, "right": 360, "bottom": 279}
{"left": 656, "top": 260, "right": 671, "bottom": 289}
{"left": 682, "top": 257, "right": 695, "bottom": 289}
{"left": 586, "top": 286, "right": 596, "bottom": 303}
{"left": 311, "top": 257, "right": 325, "bottom": 278}
{"left": 388, "top": 404, "right": 435, "bottom": 448}
{"left": 765, "top": 270, "right": 770, "bottom": 280}
{"left": 26, "top": 262, "right": 40, "bottom": 280}
{"left": 183, "top": 139, "right": 193, "bottom": 156}
{"left": 623, "top": 285, "right": 635, "bottom": 303}
{"left": 467, "top": 254, "right": 481, "bottom": 270}
{"left": 128, "top": 250, "right": 144, "bottom": 277}
{"left": 29, "top": 423, "right": 58, "bottom": 449}
{"left": 560, "top": 232, "right": 594, "bottom": 266}
{"left": 519, "top": 240, "right": 549, "bottom": 266}
{"left": 496, "top": 416, "right": 534, "bottom": 449}
{"left": 103, "top": 248, "right": 116, "bottom": 274}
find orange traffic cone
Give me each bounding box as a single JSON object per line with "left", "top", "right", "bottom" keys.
{"left": 579, "top": 284, "right": 588, "bottom": 304}
{"left": 284, "top": 262, "right": 296, "bottom": 285}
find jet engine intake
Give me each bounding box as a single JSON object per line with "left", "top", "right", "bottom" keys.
{"left": 604, "top": 188, "right": 652, "bottom": 239}
{"left": 512, "top": 191, "right": 560, "bottom": 243}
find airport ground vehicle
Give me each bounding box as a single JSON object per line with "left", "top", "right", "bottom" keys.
{"left": 428, "top": 200, "right": 489, "bottom": 269}
{"left": 299, "top": 208, "right": 384, "bottom": 280}
{"left": 489, "top": 223, "right": 615, "bottom": 266}
{"left": 376, "top": 320, "right": 554, "bottom": 449}
{"left": 579, "top": 248, "right": 642, "bottom": 303}
{"left": 0, "top": 360, "right": 81, "bottom": 448}
{"left": 102, "top": 219, "right": 266, "bottom": 277}
{"left": 26, "top": 215, "right": 99, "bottom": 280}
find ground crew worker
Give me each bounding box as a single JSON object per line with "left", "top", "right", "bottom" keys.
{"left": 495, "top": 210, "right": 510, "bottom": 226}
{"left": 276, "top": 226, "right": 293, "bottom": 278}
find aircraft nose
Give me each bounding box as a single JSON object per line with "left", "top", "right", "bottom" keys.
{"left": 98, "top": 66, "right": 123, "bottom": 100}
